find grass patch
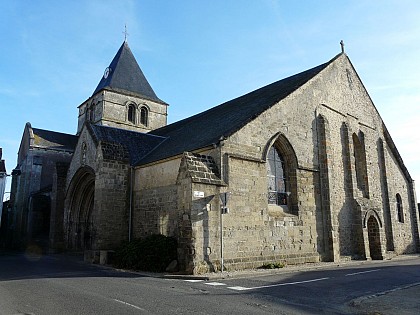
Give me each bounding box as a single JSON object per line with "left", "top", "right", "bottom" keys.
{"left": 258, "top": 262, "right": 285, "bottom": 269}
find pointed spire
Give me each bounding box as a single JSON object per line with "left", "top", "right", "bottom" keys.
{"left": 92, "top": 41, "right": 164, "bottom": 103}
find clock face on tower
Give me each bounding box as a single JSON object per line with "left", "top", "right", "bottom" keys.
{"left": 103, "top": 67, "right": 111, "bottom": 79}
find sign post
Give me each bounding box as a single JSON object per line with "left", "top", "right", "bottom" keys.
{"left": 219, "top": 192, "right": 230, "bottom": 272}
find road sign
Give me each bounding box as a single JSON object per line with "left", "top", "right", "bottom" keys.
{"left": 219, "top": 192, "right": 229, "bottom": 206}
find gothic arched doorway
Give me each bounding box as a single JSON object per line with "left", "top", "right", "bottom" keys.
{"left": 367, "top": 216, "right": 382, "bottom": 260}
{"left": 66, "top": 167, "right": 95, "bottom": 251}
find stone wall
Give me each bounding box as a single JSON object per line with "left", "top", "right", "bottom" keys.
{"left": 10, "top": 147, "right": 72, "bottom": 247}
{"left": 383, "top": 144, "right": 418, "bottom": 253}
{"left": 132, "top": 158, "right": 180, "bottom": 239}
{"left": 49, "top": 162, "right": 70, "bottom": 251}
{"left": 214, "top": 153, "right": 320, "bottom": 271}
{"left": 94, "top": 155, "right": 129, "bottom": 249}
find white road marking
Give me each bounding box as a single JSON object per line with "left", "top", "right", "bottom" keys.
{"left": 205, "top": 282, "right": 226, "bottom": 286}
{"left": 228, "top": 286, "right": 249, "bottom": 291}
{"left": 345, "top": 269, "right": 379, "bottom": 277}
{"left": 227, "top": 277, "right": 330, "bottom": 291}
{"left": 184, "top": 279, "right": 204, "bottom": 282}
{"left": 113, "top": 299, "right": 146, "bottom": 311}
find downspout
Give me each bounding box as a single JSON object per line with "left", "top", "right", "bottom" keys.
{"left": 218, "top": 136, "right": 225, "bottom": 272}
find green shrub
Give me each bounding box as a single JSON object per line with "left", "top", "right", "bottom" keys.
{"left": 258, "top": 262, "right": 285, "bottom": 269}
{"left": 113, "top": 234, "right": 177, "bottom": 272}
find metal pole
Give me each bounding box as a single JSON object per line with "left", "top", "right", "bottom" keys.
{"left": 220, "top": 203, "right": 223, "bottom": 272}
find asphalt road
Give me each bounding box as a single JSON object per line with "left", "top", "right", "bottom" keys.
{"left": 0, "top": 251, "right": 419, "bottom": 315}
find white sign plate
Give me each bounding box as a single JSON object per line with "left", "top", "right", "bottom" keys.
{"left": 193, "top": 191, "right": 205, "bottom": 198}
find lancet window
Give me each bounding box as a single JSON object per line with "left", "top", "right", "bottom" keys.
{"left": 267, "top": 146, "right": 288, "bottom": 206}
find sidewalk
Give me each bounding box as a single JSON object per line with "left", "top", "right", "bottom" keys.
{"left": 348, "top": 282, "right": 420, "bottom": 315}
{"left": 163, "top": 254, "right": 420, "bottom": 315}
{"left": 163, "top": 253, "right": 420, "bottom": 281}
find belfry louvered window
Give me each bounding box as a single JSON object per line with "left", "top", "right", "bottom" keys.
{"left": 140, "top": 106, "right": 148, "bottom": 126}
{"left": 128, "top": 104, "right": 136, "bottom": 124}
{"left": 267, "top": 146, "right": 287, "bottom": 205}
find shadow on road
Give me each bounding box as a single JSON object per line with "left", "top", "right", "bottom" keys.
{"left": 0, "top": 250, "right": 146, "bottom": 281}
{"left": 1, "top": 250, "right": 419, "bottom": 315}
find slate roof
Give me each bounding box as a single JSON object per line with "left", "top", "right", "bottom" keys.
{"left": 32, "top": 128, "right": 78, "bottom": 152}
{"left": 87, "top": 124, "right": 167, "bottom": 165}
{"left": 182, "top": 152, "right": 224, "bottom": 186}
{"left": 137, "top": 54, "right": 339, "bottom": 166}
{"left": 92, "top": 41, "right": 165, "bottom": 104}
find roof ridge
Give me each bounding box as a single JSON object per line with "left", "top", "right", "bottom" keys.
{"left": 32, "top": 127, "right": 77, "bottom": 137}
{"left": 91, "top": 124, "right": 167, "bottom": 140}
{"left": 142, "top": 54, "right": 339, "bottom": 165}
{"left": 152, "top": 56, "right": 334, "bottom": 137}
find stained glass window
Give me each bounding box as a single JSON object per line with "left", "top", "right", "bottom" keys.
{"left": 267, "top": 146, "right": 287, "bottom": 205}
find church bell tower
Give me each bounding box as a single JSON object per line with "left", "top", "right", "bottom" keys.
{"left": 76, "top": 41, "right": 168, "bottom": 135}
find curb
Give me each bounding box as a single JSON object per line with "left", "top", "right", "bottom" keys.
{"left": 161, "top": 254, "right": 420, "bottom": 281}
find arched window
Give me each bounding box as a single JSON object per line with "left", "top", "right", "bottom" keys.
{"left": 128, "top": 104, "right": 136, "bottom": 124}
{"left": 267, "top": 146, "right": 288, "bottom": 206}
{"left": 396, "top": 193, "right": 404, "bottom": 223}
{"left": 140, "top": 106, "right": 148, "bottom": 126}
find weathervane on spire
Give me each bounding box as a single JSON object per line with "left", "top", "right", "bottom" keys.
{"left": 123, "top": 24, "right": 129, "bottom": 42}
{"left": 340, "top": 40, "right": 345, "bottom": 53}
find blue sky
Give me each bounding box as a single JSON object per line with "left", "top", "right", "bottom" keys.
{"left": 1, "top": 0, "right": 419, "bottom": 200}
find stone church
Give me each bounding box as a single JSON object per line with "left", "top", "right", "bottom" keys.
{"left": 10, "top": 41, "right": 420, "bottom": 273}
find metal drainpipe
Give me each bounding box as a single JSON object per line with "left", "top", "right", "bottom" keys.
{"left": 219, "top": 137, "right": 225, "bottom": 272}
{"left": 129, "top": 166, "right": 133, "bottom": 242}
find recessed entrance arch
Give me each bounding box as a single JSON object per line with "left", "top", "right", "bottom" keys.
{"left": 65, "top": 167, "right": 95, "bottom": 250}
{"left": 367, "top": 215, "right": 382, "bottom": 260}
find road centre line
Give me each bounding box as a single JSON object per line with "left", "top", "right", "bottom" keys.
{"left": 205, "top": 282, "right": 226, "bottom": 286}
{"left": 113, "top": 299, "right": 146, "bottom": 311}
{"left": 345, "top": 269, "right": 379, "bottom": 277}
{"left": 227, "top": 277, "right": 330, "bottom": 291}
{"left": 184, "top": 279, "right": 204, "bottom": 282}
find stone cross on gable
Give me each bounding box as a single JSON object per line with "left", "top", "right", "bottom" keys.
{"left": 340, "top": 40, "right": 345, "bottom": 53}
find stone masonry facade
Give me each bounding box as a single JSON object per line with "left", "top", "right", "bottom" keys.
{"left": 132, "top": 54, "right": 419, "bottom": 273}
{"left": 10, "top": 42, "right": 419, "bottom": 275}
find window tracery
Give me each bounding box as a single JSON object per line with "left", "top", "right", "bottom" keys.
{"left": 267, "top": 146, "right": 288, "bottom": 206}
